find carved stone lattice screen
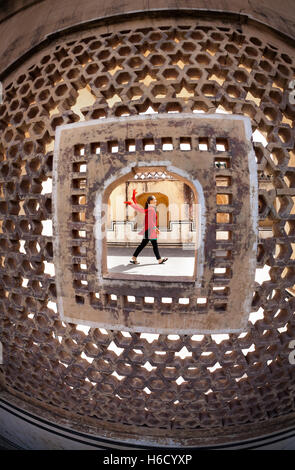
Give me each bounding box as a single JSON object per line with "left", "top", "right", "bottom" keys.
{"left": 0, "top": 18, "right": 295, "bottom": 444}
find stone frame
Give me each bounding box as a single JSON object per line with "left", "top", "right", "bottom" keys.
{"left": 53, "top": 113, "right": 258, "bottom": 333}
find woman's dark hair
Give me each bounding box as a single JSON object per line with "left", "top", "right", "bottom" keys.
{"left": 145, "top": 195, "right": 155, "bottom": 209}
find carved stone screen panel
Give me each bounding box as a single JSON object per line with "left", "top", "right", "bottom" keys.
{"left": 53, "top": 113, "right": 257, "bottom": 333}
{"left": 1, "top": 17, "right": 295, "bottom": 445}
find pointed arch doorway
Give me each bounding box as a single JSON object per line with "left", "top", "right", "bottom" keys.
{"left": 106, "top": 165, "right": 199, "bottom": 281}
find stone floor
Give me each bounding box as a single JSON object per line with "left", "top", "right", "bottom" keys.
{"left": 107, "top": 246, "right": 195, "bottom": 277}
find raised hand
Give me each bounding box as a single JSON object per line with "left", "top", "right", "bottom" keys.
{"left": 132, "top": 189, "right": 137, "bottom": 203}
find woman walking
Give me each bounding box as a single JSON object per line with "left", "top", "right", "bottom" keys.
{"left": 124, "top": 189, "right": 168, "bottom": 265}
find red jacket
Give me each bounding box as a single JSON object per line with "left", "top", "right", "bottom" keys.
{"left": 130, "top": 202, "right": 158, "bottom": 239}
{"left": 125, "top": 190, "right": 158, "bottom": 239}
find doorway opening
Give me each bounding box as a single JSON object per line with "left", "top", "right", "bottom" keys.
{"left": 104, "top": 166, "right": 200, "bottom": 281}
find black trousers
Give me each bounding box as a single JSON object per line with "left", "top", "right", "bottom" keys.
{"left": 133, "top": 236, "right": 161, "bottom": 260}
